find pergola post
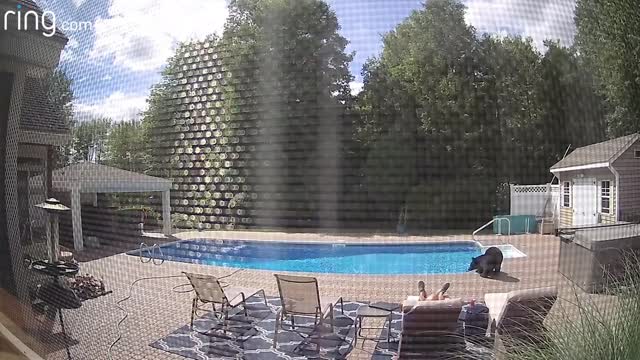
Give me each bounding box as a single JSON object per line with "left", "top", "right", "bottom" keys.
{"left": 162, "top": 190, "right": 171, "bottom": 236}
{"left": 70, "top": 185, "right": 83, "bottom": 251}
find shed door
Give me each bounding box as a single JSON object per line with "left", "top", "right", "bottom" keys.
{"left": 573, "top": 178, "right": 598, "bottom": 226}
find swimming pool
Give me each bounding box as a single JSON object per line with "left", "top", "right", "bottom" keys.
{"left": 130, "top": 240, "right": 525, "bottom": 275}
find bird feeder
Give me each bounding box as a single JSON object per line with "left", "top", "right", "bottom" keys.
{"left": 35, "top": 198, "right": 70, "bottom": 262}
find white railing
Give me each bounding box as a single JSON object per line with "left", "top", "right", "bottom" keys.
{"left": 473, "top": 217, "right": 511, "bottom": 240}
{"left": 139, "top": 242, "right": 164, "bottom": 265}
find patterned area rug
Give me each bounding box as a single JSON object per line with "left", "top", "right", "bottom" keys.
{"left": 151, "top": 295, "right": 492, "bottom": 360}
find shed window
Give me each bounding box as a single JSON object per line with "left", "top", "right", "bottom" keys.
{"left": 562, "top": 181, "right": 571, "bottom": 208}
{"left": 635, "top": 150, "right": 640, "bottom": 158}
{"left": 601, "top": 180, "right": 611, "bottom": 214}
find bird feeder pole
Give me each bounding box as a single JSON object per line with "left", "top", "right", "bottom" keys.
{"left": 35, "top": 198, "right": 70, "bottom": 262}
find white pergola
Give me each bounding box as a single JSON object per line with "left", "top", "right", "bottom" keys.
{"left": 46, "top": 163, "right": 172, "bottom": 251}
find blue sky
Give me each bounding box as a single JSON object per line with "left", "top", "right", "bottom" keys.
{"left": 328, "top": 0, "right": 425, "bottom": 91}
{"left": 37, "top": 0, "right": 576, "bottom": 122}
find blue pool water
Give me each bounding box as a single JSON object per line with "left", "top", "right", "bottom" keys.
{"left": 130, "top": 240, "right": 524, "bottom": 275}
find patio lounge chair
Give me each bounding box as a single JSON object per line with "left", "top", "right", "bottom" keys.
{"left": 397, "top": 297, "right": 466, "bottom": 359}
{"left": 273, "top": 274, "right": 344, "bottom": 348}
{"left": 183, "top": 272, "right": 268, "bottom": 332}
{"left": 484, "top": 286, "right": 557, "bottom": 350}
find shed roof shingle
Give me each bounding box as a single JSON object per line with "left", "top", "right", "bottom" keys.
{"left": 20, "top": 76, "right": 70, "bottom": 134}
{"left": 551, "top": 133, "right": 640, "bottom": 170}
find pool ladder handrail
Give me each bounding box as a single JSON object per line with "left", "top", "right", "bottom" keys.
{"left": 472, "top": 218, "right": 511, "bottom": 241}
{"left": 139, "top": 242, "right": 164, "bottom": 265}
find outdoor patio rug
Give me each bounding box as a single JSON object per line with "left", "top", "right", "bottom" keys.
{"left": 368, "top": 309, "right": 401, "bottom": 360}
{"left": 151, "top": 294, "right": 363, "bottom": 359}
{"left": 151, "top": 295, "right": 493, "bottom": 360}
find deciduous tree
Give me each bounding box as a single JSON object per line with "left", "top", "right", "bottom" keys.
{"left": 575, "top": 0, "right": 640, "bottom": 136}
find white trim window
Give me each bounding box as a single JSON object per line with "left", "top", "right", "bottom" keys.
{"left": 600, "top": 180, "right": 611, "bottom": 214}
{"left": 562, "top": 181, "right": 571, "bottom": 208}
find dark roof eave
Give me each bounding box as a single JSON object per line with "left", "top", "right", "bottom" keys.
{"left": 49, "top": 30, "right": 69, "bottom": 44}
{"left": 18, "top": 128, "right": 71, "bottom": 146}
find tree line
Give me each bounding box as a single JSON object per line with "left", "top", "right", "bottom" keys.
{"left": 349, "top": 0, "right": 609, "bottom": 228}
{"left": 54, "top": 115, "right": 151, "bottom": 174}
{"left": 55, "top": 0, "right": 640, "bottom": 230}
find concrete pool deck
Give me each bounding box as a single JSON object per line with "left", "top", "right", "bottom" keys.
{"left": 40, "top": 231, "right": 611, "bottom": 360}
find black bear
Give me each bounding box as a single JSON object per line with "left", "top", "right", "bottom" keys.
{"left": 468, "top": 247, "right": 503, "bottom": 278}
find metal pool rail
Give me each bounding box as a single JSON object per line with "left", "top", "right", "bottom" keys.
{"left": 139, "top": 242, "right": 164, "bottom": 265}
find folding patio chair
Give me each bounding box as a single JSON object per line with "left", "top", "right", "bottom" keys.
{"left": 273, "top": 274, "right": 344, "bottom": 348}
{"left": 183, "top": 272, "right": 268, "bottom": 333}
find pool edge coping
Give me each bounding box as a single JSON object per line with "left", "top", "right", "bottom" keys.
{"left": 127, "top": 237, "right": 527, "bottom": 264}
{"left": 127, "top": 238, "right": 482, "bottom": 252}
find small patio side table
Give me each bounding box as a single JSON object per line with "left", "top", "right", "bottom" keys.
{"left": 458, "top": 301, "right": 490, "bottom": 342}
{"left": 354, "top": 305, "right": 394, "bottom": 345}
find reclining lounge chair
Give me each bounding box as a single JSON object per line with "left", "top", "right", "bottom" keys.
{"left": 484, "top": 286, "right": 558, "bottom": 352}
{"left": 397, "top": 297, "right": 465, "bottom": 359}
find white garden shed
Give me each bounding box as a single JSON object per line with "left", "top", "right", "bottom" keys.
{"left": 550, "top": 133, "right": 640, "bottom": 227}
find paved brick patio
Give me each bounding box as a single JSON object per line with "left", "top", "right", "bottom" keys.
{"left": 40, "top": 231, "right": 613, "bottom": 360}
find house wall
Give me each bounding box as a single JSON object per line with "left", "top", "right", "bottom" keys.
{"left": 18, "top": 144, "right": 48, "bottom": 246}
{"left": 559, "top": 207, "right": 573, "bottom": 228}
{"left": 0, "top": 11, "right": 68, "bottom": 336}
{"left": 556, "top": 169, "right": 616, "bottom": 227}
{"left": 20, "top": 144, "right": 49, "bottom": 238}
{"left": 0, "top": 63, "right": 27, "bottom": 301}
{"left": 0, "top": 72, "right": 16, "bottom": 292}
{"left": 613, "top": 139, "right": 640, "bottom": 222}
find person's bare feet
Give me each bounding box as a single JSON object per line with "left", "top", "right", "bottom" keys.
{"left": 437, "top": 282, "right": 451, "bottom": 295}
{"left": 418, "top": 280, "right": 428, "bottom": 300}
{"left": 426, "top": 282, "right": 451, "bottom": 300}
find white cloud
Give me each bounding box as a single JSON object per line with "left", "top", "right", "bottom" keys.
{"left": 464, "top": 0, "right": 576, "bottom": 51}
{"left": 90, "top": 0, "right": 228, "bottom": 72}
{"left": 75, "top": 91, "right": 148, "bottom": 122}
{"left": 59, "top": 37, "right": 80, "bottom": 63}
{"left": 350, "top": 81, "right": 364, "bottom": 95}
{"left": 71, "top": 0, "right": 87, "bottom": 7}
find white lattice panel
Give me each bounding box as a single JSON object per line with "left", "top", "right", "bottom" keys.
{"left": 510, "top": 184, "right": 559, "bottom": 217}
